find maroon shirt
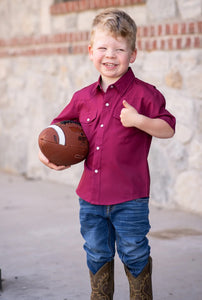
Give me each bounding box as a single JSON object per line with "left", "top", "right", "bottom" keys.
{"left": 52, "top": 68, "right": 176, "bottom": 205}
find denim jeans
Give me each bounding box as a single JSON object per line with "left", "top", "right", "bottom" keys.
{"left": 79, "top": 197, "right": 151, "bottom": 277}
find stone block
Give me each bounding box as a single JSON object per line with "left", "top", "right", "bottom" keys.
{"left": 168, "top": 50, "right": 202, "bottom": 99}
{"left": 125, "top": 6, "right": 147, "bottom": 25}
{"left": 149, "top": 141, "right": 174, "bottom": 206}
{"left": 188, "top": 139, "right": 202, "bottom": 170}
{"left": 40, "top": 0, "right": 53, "bottom": 34}
{"left": 174, "top": 171, "right": 202, "bottom": 213}
{"left": 133, "top": 51, "right": 170, "bottom": 86}
{"left": 177, "top": 0, "right": 202, "bottom": 19}
{"left": 166, "top": 138, "right": 189, "bottom": 171}
{"left": 175, "top": 123, "right": 193, "bottom": 144}
{"left": 146, "top": 0, "right": 177, "bottom": 22}
{"left": 77, "top": 10, "right": 96, "bottom": 31}
{"left": 183, "top": 65, "right": 202, "bottom": 99}
{"left": 164, "top": 90, "right": 195, "bottom": 128}
{"left": 52, "top": 14, "right": 77, "bottom": 33}
{"left": 165, "top": 69, "right": 183, "bottom": 89}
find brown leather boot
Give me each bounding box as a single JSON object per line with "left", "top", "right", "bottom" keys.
{"left": 124, "top": 257, "right": 153, "bottom": 300}
{"left": 89, "top": 260, "right": 114, "bottom": 300}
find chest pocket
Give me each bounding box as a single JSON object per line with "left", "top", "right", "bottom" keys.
{"left": 113, "top": 106, "right": 122, "bottom": 121}
{"left": 79, "top": 111, "right": 97, "bottom": 140}
{"left": 80, "top": 112, "right": 97, "bottom": 124}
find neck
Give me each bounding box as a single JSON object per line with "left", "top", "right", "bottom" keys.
{"left": 101, "top": 77, "right": 117, "bottom": 92}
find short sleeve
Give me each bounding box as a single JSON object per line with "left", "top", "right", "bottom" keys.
{"left": 145, "top": 87, "right": 176, "bottom": 131}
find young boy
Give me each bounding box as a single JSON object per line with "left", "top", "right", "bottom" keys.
{"left": 39, "top": 8, "right": 175, "bottom": 299}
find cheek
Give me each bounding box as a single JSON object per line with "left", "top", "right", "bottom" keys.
{"left": 93, "top": 53, "right": 103, "bottom": 63}
{"left": 120, "top": 56, "right": 131, "bottom": 65}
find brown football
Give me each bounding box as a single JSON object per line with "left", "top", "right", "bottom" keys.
{"left": 38, "top": 120, "right": 89, "bottom": 166}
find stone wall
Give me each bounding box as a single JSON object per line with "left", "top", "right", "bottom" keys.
{"left": 0, "top": 0, "right": 201, "bottom": 214}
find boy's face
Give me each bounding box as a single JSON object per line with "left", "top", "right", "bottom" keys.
{"left": 89, "top": 29, "right": 137, "bottom": 85}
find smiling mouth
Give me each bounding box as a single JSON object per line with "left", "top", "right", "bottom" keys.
{"left": 103, "top": 63, "right": 118, "bottom": 67}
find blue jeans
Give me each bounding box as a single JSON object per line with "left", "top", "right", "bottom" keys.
{"left": 79, "top": 198, "right": 151, "bottom": 277}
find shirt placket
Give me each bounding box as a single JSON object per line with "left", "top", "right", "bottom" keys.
{"left": 92, "top": 88, "right": 113, "bottom": 203}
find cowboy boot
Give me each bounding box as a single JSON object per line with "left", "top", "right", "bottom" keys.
{"left": 124, "top": 257, "right": 153, "bottom": 300}
{"left": 89, "top": 260, "right": 114, "bottom": 300}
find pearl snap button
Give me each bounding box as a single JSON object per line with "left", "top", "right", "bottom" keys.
{"left": 87, "top": 118, "right": 90, "bottom": 122}
{"left": 95, "top": 169, "right": 98, "bottom": 173}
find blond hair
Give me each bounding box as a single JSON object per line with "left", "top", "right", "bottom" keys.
{"left": 90, "top": 9, "right": 137, "bottom": 51}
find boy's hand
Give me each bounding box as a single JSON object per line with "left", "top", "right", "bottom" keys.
{"left": 120, "top": 100, "right": 140, "bottom": 127}
{"left": 120, "top": 100, "right": 174, "bottom": 138}
{"left": 38, "top": 150, "right": 71, "bottom": 171}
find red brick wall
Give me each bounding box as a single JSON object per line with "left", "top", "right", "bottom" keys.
{"left": 0, "top": 20, "right": 201, "bottom": 57}
{"left": 50, "top": 0, "right": 146, "bottom": 14}
{"left": 0, "top": 0, "right": 201, "bottom": 58}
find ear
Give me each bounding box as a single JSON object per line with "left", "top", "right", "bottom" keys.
{"left": 88, "top": 44, "right": 93, "bottom": 61}
{"left": 130, "top": 49, "right": 137, "bottom": 64}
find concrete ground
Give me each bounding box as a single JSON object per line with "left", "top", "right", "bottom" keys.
{"left": 0, "top": 171, "right": 202, "bottom": 300}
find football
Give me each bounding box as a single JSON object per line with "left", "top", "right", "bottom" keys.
{"left": 38, "top": 120, "right": 89, "bottom": 166}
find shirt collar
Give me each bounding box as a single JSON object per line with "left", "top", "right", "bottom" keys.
{"left": 113, "top": 67, "right": 135, "bottom": 94}
{"left": 91, "top": 67, "right": 136, "bottom": 96}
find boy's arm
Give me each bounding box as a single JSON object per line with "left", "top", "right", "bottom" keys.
{"left": 120, "top": 100, "right": 174, "bottom": 138}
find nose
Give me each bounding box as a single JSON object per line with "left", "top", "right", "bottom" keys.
{"left": 105, "top": 48, "right": 115, "bottom": 58}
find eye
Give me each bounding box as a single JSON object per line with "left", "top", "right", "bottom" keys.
{"left": 116, "top": 48, "right": 125, "bottom": 52}
{"left": 98, "top": 47, "right": 107, "bottom": 51}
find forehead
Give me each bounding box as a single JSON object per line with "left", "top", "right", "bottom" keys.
{"left": 92, "top": 29, "right": 128, "bottom": 45}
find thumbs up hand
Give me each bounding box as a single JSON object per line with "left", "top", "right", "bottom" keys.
{"left": 120, "top": 100, "right": 139, "bottom": 128}
{"left": 120, "top": 100, "right": 175, "bottom": 138}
